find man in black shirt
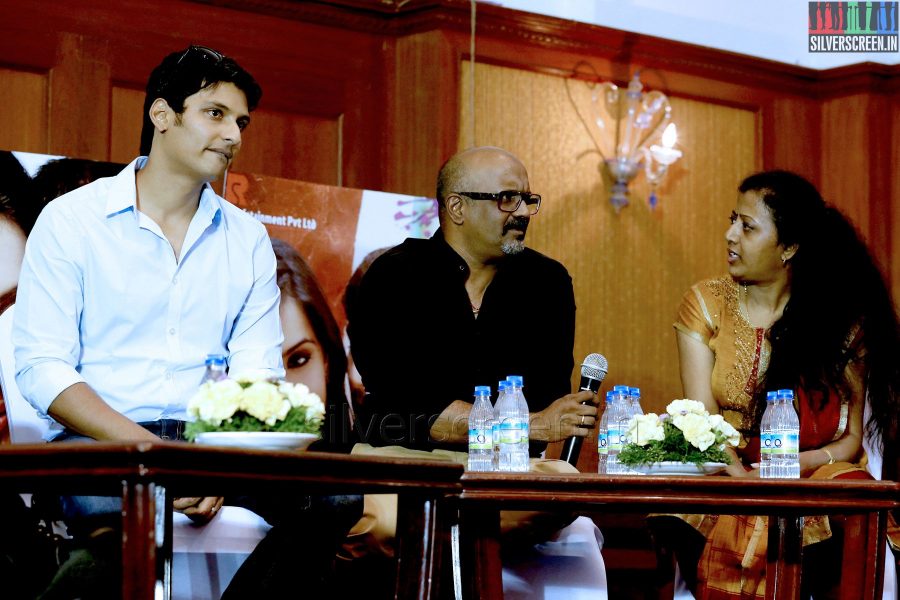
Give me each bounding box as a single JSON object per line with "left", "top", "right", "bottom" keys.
{"left": 349, "top": 146, "right": 597, "bottom": 454}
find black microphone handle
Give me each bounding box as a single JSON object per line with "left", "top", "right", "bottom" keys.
{"left": 560, "top": 376, "right": 603, "bottom": 466}
{"left": 559, "top": 434, "right": 584, "bottom": 465}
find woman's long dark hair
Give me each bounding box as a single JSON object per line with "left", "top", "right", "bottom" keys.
{"left": 741, "top": 171, "right": 900, "bottom": 460}
{"left": 271, "top": 238, "right": 353, "bottom": 451}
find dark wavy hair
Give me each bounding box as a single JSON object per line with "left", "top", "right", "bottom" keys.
{"left": 271, "top": 238, "right": 353, "bottom": 451}
{"left": 139, "top": 45, "right": 262, "bottom": 156}
{"left": 741, "top": 171, "right": 900, "bottom": 459}
{"left": 0, "top": 151, "right": 37, "bottom": 234}
{"left": 32, "top": 158, "right": 121, "bottom": 210}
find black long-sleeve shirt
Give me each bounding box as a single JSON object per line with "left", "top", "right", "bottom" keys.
{"left": 348, "top": 229, "right": 576, "bottom": 454}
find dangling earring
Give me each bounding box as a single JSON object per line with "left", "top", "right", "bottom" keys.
{"left": 781, "top": 256, "right": 787, "bottom": 266}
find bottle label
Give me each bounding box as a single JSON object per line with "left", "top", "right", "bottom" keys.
{"left": 607, "top": 426, "right": 622, "bottom": 452}
{"left": 785, "top": 432, "right": 799, "bottom": 454}
{"left": 760, "top": 433, "right": 771, "bottom": 455}
{"left": 468, "top": 428, "right": 492, "bottom": 451}
{"left": 597, "top": 432, "right": 608, "bottom": 455}
{"left": 499, "top": 421, "right": 526, "bottom": 444}
{"left": 770, "top": 433, "right": 786, "bottom": 455}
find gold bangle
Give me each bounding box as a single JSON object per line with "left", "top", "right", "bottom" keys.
{"left": 822, "top": 447, "right": 836, "bottom": 465}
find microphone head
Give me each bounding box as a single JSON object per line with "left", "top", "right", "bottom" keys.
{"left": 581, "top": 353, "right": 609, "bottom": 382}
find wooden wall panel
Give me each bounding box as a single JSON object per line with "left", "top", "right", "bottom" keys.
{"left": 819, "top": 93, "right": 894, "bottom": 273}
{"left": 384, "top": 30, "right": 460, "bottom": 196}
{"left": 821, "top": 95, "right": 874, "bottom": 234}
{"left": 0, "top": 69, "right": 48, "bottom": 154}
{"left": 230, "top": 110, "right": 342, "bottom": 186}
{"left": 110, "top": 87, "right": 144, "bottom": 163}
{"left": 47, "top": 33, "right": 111, "bottom": 161}
{"left": 893, "top": 103, "right": 900, "bottom": 305}
{"left": 461, "top": 62, "right": 758, "bottom": 469}
{"left": 761, "top": 96, "right": 821, "bottom": 183}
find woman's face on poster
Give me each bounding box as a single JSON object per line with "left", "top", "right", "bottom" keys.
{"left": 0, "top": 216, "right": 26, "bottom": 297}
{"left": 279, "top": 295, "right": 328, "bottom": 403}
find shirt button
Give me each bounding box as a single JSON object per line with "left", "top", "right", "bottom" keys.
{"left": 168, "top": 328, "right": 176, "bottom": 335}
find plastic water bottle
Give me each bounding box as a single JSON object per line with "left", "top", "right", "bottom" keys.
{"left": 468, "top": 386, "right": 494, "bottom": 472}
{"left": 506, "top": 375, "right": 530, "bottom": 464}
{"left": 611, "top": 385, "right": 629, "bottom": 443}
{"left": 769, "top": 390, "right": 786, "bottom": 478}
{"left": 496, "top": 377, "right": 528, "bottom": 472}
{"left": 628, "top": 387, "right": 644, "bottom": 418}
{"left": 597, "top": 391, "right": 610, "bottom": 474}
{"left": 759, "top": 391, "right": 777, "bottom": 478}
{"left": 614, "top": 386, "right": 636, "bottom": 474}
{"left": 201, "top": 354, "right": 227, "bottom": 384}
{"left": 607, "top": 390, "right": 629, "bottom": 475}
{"left": 492, "top": 381, "right": 508, "bottom": 471}
{"left": 779, "top": 389, "right": 800, "bottom": 478}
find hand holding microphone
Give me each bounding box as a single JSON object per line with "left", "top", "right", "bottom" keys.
{"left": 560, "top": 353, "right": 608, "bottom": 465}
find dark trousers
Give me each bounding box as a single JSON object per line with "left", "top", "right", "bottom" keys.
{"left": 49, "top": 420, "right": 363, "bottom": 599}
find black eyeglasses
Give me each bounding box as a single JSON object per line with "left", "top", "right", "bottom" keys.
{"left": 176, "top": 45, "right": 225, "bottom": 65}
{"left": 454, "top": 190, "right": 541, "bottom": 215}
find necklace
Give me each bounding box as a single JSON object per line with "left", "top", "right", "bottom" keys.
{"left": 471, "top": 302, "right": 480, "bottom": 318}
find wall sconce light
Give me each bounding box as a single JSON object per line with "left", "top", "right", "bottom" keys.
{"left": 592, "top": 72, "right": 682, "bottom": 210}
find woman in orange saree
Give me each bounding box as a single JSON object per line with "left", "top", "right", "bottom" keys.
{"left": 668, "top": 171, "right": 900, "bottom": 599}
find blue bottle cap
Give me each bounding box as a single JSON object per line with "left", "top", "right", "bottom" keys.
{"left": 776, "top": 389, "right": 793, "bottom": 400}
{"left": 506, "top": 375, "right": 523, "bottom": 387}
{"left": 766, "top": 391, "right": 777, "bottom": 402}
{"left": 613, "top": 385, "right": 628, "bottom": 392}
{"left": 205, "top": 354, "right": 227, "bottom": 366}
{"left": 629, "top": 387, "right": 640, "bottom": 396}
{"left": 474, "top": 385, "right": 491, "bottom": 396}
{"left": 498, "top": 380, "right": 510, "bottom": 391}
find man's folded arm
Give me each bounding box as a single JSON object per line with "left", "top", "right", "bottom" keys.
{"left": 226, "top": 227, "right": 284, "bottom": 378}
{"left": 46, "top": 382, "right": 157, "bottom": 441}
{"left": 12, "top": 206, "right": 88, "bottom": 417}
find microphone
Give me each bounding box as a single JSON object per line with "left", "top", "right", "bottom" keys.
{"left": 560, "top": 353, "right": 609, "bottom": 466}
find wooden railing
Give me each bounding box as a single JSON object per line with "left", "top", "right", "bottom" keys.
{"left": 0, "top": 443, "right": 896, "bottom": 599}
{"left": 458, "top": 472, "right": 899, "bottom": 600}
{"left": 0, "top": 442, "right": 463, "bottom": 600}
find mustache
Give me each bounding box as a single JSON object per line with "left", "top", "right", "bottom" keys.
{"left": 503, "top": 216, "right": 530, "bottom": 234}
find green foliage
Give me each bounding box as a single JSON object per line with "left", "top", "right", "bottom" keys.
{"left": 184, "top": 408, "right": 322, "bottom": 442}
{"left": 618, "top": 421, "right": 730, "bottom": 467}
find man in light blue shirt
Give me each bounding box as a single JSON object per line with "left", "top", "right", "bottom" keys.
{"left": 13, "top": 45, "right": 360, "bottom": 598}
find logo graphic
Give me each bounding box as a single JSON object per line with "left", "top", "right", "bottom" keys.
{"left": 809, "top": 2, "right": 899, "bottom": 52}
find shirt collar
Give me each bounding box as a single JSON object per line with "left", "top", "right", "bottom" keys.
{"left": 429, "top": 227, "right": 524, "bottom": 279}
{"left": 429, "top": 228, "right": 470, "bottom": 278}
{"left": 104, "top": 156, "right": 222, "bottom": 225}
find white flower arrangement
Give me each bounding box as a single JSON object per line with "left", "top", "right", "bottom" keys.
{"left": 618, "top": 399, "right": 740, "bottom": 466}
{"left": 185, "top": 372, "right": 325, "bottom": 440}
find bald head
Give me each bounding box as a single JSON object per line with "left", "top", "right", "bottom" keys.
{"left": 436, "top": 146, "right": 525, "bottom": 212}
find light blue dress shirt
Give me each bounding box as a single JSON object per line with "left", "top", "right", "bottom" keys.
{"left": 13, "top": 157, "right": 284, "bottom": 438}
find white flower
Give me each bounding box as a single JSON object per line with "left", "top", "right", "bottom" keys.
{"left": 667, "top": 399, "right": 708, "bottom": 417}
{"left": 710, "top": 414, "right": 740, "bottom": 447}
{"left": 627, "top": 413, "right": 665, "bottom": 446}
{"left": 673, "top": 413, "right": 716, "bottom": 451}
{"left": 187, "top": 379, "right": 241, "bottom": 426}
{"left": 240, "top": 381, "right": 290, "bottom": 426}
{"left": 278, "top": 381, "right": 326, "bottom": 421}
